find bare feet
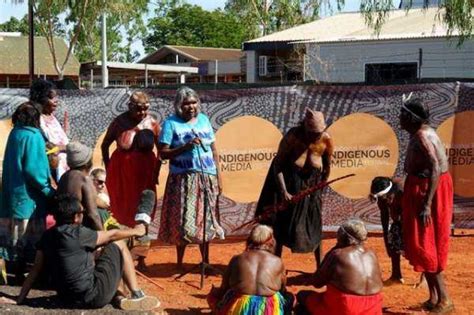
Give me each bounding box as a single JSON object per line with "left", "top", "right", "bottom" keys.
{"left": 421, "top": 299, "right": 436, "bottom": 311}
{"left": 383, "top": 277, "right": 405, "bottom": 286}
{"left": 431, "top": 300, "right": 454, "bottom": 314}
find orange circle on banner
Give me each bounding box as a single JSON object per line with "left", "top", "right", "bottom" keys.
{"left": 0, "top": 119, "right": 12, "bottom": 178}
{"left": 215, "top": 116, "right": 282, "bottom": 203}
{"left": 437, "top": 111, "right": 474, "bottom": 197}
{"left": 327, "top": 113, "right": 399, "bottom": 199}
{"left": 92, "top": 131, "right": 166, "bottom": 198}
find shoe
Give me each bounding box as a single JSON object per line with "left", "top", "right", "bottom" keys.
{"left": 134, "top": 190, "right": 156, "bottom": 225}
{"left": 119, "top": 291, "right": 160, "bottom": 311}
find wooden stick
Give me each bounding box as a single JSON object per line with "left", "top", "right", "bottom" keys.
{"left": 136, "top": 270, "right": 164, "bottom": 290}
{"left": 232, "top": 173, "right": 355, "bottom": 232}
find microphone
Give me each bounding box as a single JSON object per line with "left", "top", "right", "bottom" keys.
{"left": 191, "top": 129, "right": 208, "bottom": 152}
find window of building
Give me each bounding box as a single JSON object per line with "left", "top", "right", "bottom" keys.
{"left": 365, "top": 62, "right": 418, "bottom": 84}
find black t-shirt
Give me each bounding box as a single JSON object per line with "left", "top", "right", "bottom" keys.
{"left": 37, "top": 224, "right": 98, "bottom": 302}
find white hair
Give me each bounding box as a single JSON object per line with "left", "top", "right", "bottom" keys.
{"left": 174, "top": 86, "right": 201, "bottom": 117}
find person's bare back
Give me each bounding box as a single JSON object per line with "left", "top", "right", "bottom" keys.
{"left": 329, "top": 245, "right": 383, "bottom": 295}
{"left": 57, "top": 170, "right": 102, "bottom": 230}
{"left": 312, "top": 220, "right": 383, "bottom": 296}
{"left": 405, "top": 126, "right": 448, "bottom": 176}
{"left": 226, "top": 250, "right": 285, "bottom": 297}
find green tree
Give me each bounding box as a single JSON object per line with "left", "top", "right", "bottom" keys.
{"left": 226, "top": 0, "right": 473, "bottom": 41}
{"left": 0, "top": 16, "right": 31, "bottom": 34}
{"left": 360, "top": 1, "right": 472, "bottom": 38}
{"left": 29, "top": 0, "right": 148, "bottom": 79}
{"left": 144, "top": 3, "right": 248, "bottom": 53}
{"left": 225, "top": 0, "right": 323, "bottom": 38}
{"left": 74, "top": 5, "right": 148, "bottom": 63}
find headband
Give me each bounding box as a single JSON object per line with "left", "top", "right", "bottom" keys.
{"left": 370, "top": 181, "right": 392, "bottom": 200}
{"left": 340, "top": 225, "right": 364, "bottom": 243}
{"left": 401, "top": 103, "right": 424, "bottom": 121}
{"left": 46, "top": 146, "right": 60, "bottom": 155}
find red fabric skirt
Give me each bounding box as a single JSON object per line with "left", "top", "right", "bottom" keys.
{"left": 302, "top": 285, "right": 382, "bottom": 315}
{"left": 402, "top": 172, "right": 453, "bottom": 273}
{"left": 106, "top": 149, "right": 157, "bottom": 227}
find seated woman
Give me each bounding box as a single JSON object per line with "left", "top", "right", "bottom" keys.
{"left": 90, "top": 168, "right": 119, "bottom": 230}
{"left": 207, "top": 225, "right": 294, "bottom": 315}
{"left": 297, "top": 219, "right": 383, "bottom": 315}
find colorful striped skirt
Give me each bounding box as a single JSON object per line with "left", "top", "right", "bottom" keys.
{"left": 214, "top": 290, "right": 294, "bottom": 315}
{"left": 159, "top": 172, "right": 224, "bottom": 245}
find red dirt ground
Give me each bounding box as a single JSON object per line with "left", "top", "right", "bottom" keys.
{"left": 141, "top": 230, "right": 474, "bottom": 314}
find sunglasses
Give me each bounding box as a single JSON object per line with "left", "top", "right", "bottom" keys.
{"left": 95, "top": 180, "right": 105, "bottom": 185}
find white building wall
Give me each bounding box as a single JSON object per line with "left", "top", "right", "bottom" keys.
{"left": 207, "top": 60, "right": 241, "bottom": 75}
{"left": 306, "top": 38, "right": 474, "bottom": 83}
{"left": 246, "top": 51, "right": 257, "bottom": 83}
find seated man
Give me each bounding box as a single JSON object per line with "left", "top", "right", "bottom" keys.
{"left": 297, "top": 219, "right": 383, "bottom": 315}
{"left": 208, "top": 224, "right": 293, "bottom": 314}
{"left": 57, "top": 141, "right": 103, "bottom": 231}
{"left": 16, "top": 194, "right": 160, "bottom": 311}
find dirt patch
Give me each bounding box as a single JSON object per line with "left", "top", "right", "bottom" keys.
{"left": 1, "top": 230, "right": 473, "bottom": 314}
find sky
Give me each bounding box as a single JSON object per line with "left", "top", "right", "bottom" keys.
{"left": 0, "top": 0, "right": 371, "bottom": 58}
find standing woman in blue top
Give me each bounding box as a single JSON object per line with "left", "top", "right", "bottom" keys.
{"left": 158, "top": 87, "right": 224, "bottom": 268}
{"left": 0, "top": 102, "right": 55, "bottom": 280}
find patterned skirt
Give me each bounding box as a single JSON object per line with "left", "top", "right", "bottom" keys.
{"left": 211, "top": 290, "right": 294, "bottom": 315}
{"left": 158, "top": 172, "right": 225, "bottom": 244}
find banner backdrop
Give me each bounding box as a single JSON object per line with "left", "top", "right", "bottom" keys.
{"left": 1, "top": 82, "right": 473, "bottom": 237}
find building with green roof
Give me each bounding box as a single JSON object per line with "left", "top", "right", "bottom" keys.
{"left": 0, "top": 33, "right": 80, "bottom": 88}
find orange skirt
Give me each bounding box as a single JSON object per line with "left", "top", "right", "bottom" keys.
{"left": 302, "top": 285, "right": 382, "bottom": 315}
{"left": 106, "top": 150, "right": 157, "bottom": 227}
{"left": 402, "top": 172, "right": 453, "bottom": 273}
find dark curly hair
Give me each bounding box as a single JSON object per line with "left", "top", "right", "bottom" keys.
{"left": 370, "top": 176, "right": 393, "bottom": 195}
{"left": 30, "top": 78, "right": 56, "bottom": 107}
{"left": 12, "top": 102, "right": 40, "bottom": 128}
{"left": 403, "top": 98, "right": 430, "bottom": 124}
{"left": 53, "top": 194, "right": 83, "bottom": 225}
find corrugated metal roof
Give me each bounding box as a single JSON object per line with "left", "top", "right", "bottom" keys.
{"left": 245, "top": 8, "right": 463, "bottom": 45}
{"left": 0, "top": 35, "right": 80, "bottom": 76}
{"left": 139, "top": 45, "right": 243, "bottom": 64}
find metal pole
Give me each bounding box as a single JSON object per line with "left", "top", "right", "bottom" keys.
{"left": 28, "top": 0, "right": 34, "bottom": 84}
{"left": 101, "top": 13, "right": 109, "bottom": 88}
{"left": 90, "top": 68, "right": 94, "bottom": 89}
{"left": 214, "top": 60, "right": 218, "bottom": 84}
{"left": 145, "top": 64, "right": 148, "bottom": 88}
{"left": 176, "top": 54, "right": 179, "bottom": 84}
{"left": 418, "top": 48, "right": 423, "bottom": 81}
{"left": 303, "top": 54, "right": 306, "bottom": 82}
